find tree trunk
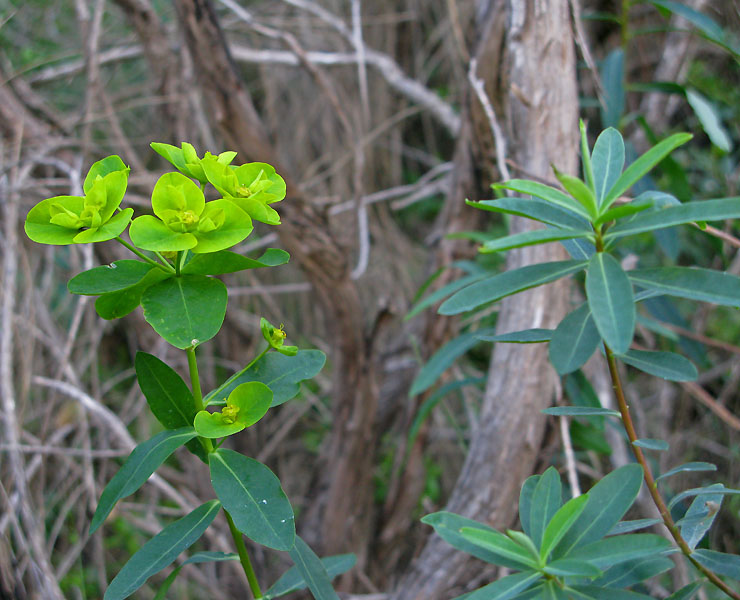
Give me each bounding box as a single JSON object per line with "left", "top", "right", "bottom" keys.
{"left": 390, "top": 1, "right": 578, "bottom": 598}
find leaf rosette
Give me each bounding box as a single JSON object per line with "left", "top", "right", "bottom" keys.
{"left": 129, "top": 172, "right": 253, "bottom": 253}
{"left": 25, "top": 155, "right": 132, "bottom": 245}
{"left": 194, "top": 381, "right": 272, "bottom": 438}
{"left": 202, "top": 157, "right": 286, "bottom": 225}
{"left": 151, "top": 141, "right": 237, "bottom": 185}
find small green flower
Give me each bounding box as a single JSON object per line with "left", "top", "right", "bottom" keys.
{"left": 194, "top": 382, "right": 273, "bottom": 438}
{"left": 202, "top": 157, "right": 286, "bottom": 225}
{"left": 129, "top": 172, "right": 253, "bottom": 253}
{"left": 150, "top": 141, "right": 236, "bottom": 185}
{"left": 25, "top": 155, "right": 133, "bottom": 245}
{"left": 260, "top": 318, "right": 298, "bottom": 356}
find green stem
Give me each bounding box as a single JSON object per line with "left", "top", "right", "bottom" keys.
{"left": 186, "top": 346, "right": 214, "bottom": 453}
{"left": 225, "top": 510, "right": 263, "bottom": 599}
{"left": 604, "top": 344, "right": 740, "bottom": 600}
{"left": 115, "top": 237, "right": 175, "bottom": 273}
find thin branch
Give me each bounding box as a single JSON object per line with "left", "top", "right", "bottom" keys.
{"left": 681, "top": 380, "right": 740, "bottom": 432}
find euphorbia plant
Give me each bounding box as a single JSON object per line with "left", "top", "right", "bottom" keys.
{"left": 417, "top": 123, "right": 740, "bottom": 599}
{"left": 25, "top": 144, "right": 354, "bottom": 600}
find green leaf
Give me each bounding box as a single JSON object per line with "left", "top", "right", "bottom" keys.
{"left": 135, "top": 352, "right": 197, "bottom": 429}
{"left": 129, "top": 216, "right": 197, "bottom": 252}
{"left": 580, "top": 120, "right": 596, "bottom": 193}
{"left": 286, "top": 537, "right": 341, "bottom": 600}
{"left": 460, "top": 528, "right": 539, "bottom": 570}
{"left": 632, "top": 438, "right": 670, "bottom": 451}
{"left": 103, "top": 500, "right": 220, "bottom": 600}
{"left": 657, "top": 462, "right": 717, "bottom": 482}
{"left": 591, "top": 128, "right": 625, "bottom": 207}
{"left": 648, "top": 0, "right": 737, "bottom": 55}
{"left": 592, "top": 556, "right": 673, "bottom": 588}
{"left": 460, "top": 571, "right": 542, "bottom": 600}
{"left": 628, "top": 267, "right": 740, "bottom": 307}
{"left": 553, "top": 464, "right": 643, "bottom": 558}
{"left": 440, "top": 260, "right": 588, "bottom": 315}
{"left": 668, "top": 484, "right": 740, "bottom": 510}
{"left": 678, "top": 483, "right": 724, "bottom": 550}
{"left": 141, "top": 275, "right": 227, "bottom": 349}
{"left": 421, "top": 512, "right": 529, "bottom": 569}
{"left": 94, "top": 269, "right": 170, "bottom": 320}
{"left": 209, "top": 449, "right": 294, "bottom": 550}
{"left": 481, "top": 228, "right": 593, "bottom": 254}
{"left": 529, "top": 467, "right": 562, "bottom": 549}
{"left": 519, "top": 475, "right": 540, "bottom": 540}
{"left": 692, "top": 549, "right": 740, "bottom": 581}
{"left": 542, "top": 407, "right": 621, "bottom": 418}
{"left": 84, "top": 155, "right": 129, "bottom": 193}
{"left": 553, "top": 169, "right": 598, "bottom": 218}
{"left": 569, "top": 585, "right": 654, "bottom": 599}
{"left": 194, "top": 382, "right": 272, "bottom": 438}
{"left": 153, "top": 552, "right": 239, "bottom": 600}
{"left": 593, "top": 199, "right": 653, "bottom": 227}
{"left": 409, "top": 329, "right": 496, "bottom": 396}
{"left": 607, "top": 518, "right": 662, "bottom": 535}
{"left": 468, "top": 197, "right": 589, "bottom": 229}
{"left": 606, "top": 198, "right": 740, "bottom": 239}
{"left": 665, "top": 582, "right": 703, "bottom": 600}
{"left": 540, "top": 494, "right": 589, "bottom": 560}
{"left": 544, "top": 558, "right": 602, "bottom": 578}
{"left": 135, "top": 352, "right": 205, "bottom": 461}
{"left": 204, "top": 349, "right": 326, "bottom": 407}
{"left": 602, "top": 132, "right": 693, "bottom": 210}
{"left": 68, "top": 260, "right": 155, "bottom": 295}
{"left": 90, "top": 427, "right": 197, "bottom": 535}
{"left": 492, "top": 180, "right": 591, "bottom": 219}
{"left": 265, "top": 553, "right": 356, "bottom": 599}
{"left": 182, "top": 248, "right": 290, "bottom": 275}
{"left": 549, "top": 303, "right": 601, "bottom": 375}
{"left": 567, "top": 534, "right": 671, "bottom": 569}
{"left": 601, "top": 49, "right": 625, "bottom": 130}
{"left": 620, "top": 349, "right": 697, "bottom": 382}
{"left": 586, "top": 253, "right": 635, "bottom": 354}
{"left": 686, "top": 89, "right": 732, "bottom": 152}
{"left": 476, "top": 329, "right": 553, "bottom": 343}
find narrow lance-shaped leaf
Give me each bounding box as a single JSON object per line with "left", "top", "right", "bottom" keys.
{"left": 104, "top": 500, "right": 221, "bottom": 600}
{"left": 691, "top": 549, "right": 740, "bottom": 581}
{"left": 586, "top": 253, "right": 635, "bottom": 354}
{"left": 552, "top": 464, "right": 643, "bottom": 558}
{"left": 618, "top": 349, "right": 697, "bottom": 381}
{"left": 540, "top": 494, "right": 589, "bottom": 561}
{"left": 440, "top": 260, "right": 588, "bottom": 315}
{"left": 480, "top": 228, "right": 593, "bottom": 254}
{"left": 591, "top": 127, "right": 625, "bottom": 206}
{"left": 628, "top": 267, "right": 740, "bottom": 307}
{"left": 468, "top": 197, "right": 589, "bottom": 229}
{"left": 460, "top": 571, "right": 542, "bottom": 600}
{"left": 265, "top": 553, "right": 356, "bottom": 599}
{"left": 154, "top": 552, "right": 239, "bottom": 600}
{"left": 459, "top": 527, "right": 540, "bottom": 570}
{"left": 678, "top": 483, "right": 724, "bottom": 550}
{"left": 580, "top": 119, "right": 596, "bottom": 193}
{"left": 286, "top": 537, "right": 341, "bottom": 600}
{"left": 543, "top": 407, "right": 621, "bottom": 418}
{"left": 491, "top": 180, "right": 591, "bottom": 219}
{"left": 529, "top": 467, "right": 562, "bottom": 549}
{"left": 566, "top": 534, "right": 671, "bottom": 569}
{"left": 606, "top": 197, "right": 740, "bottom": 240}
{"left": 90, "top": 427, "right": 197, "bottom": 534}
{"left": 656, "top": 462, "right": 717, "bottom": 482}
{"left": 602, "top": 132, "right": 693, "bottom": 210}
{"left": 476, "top": 329, "right": 553, "bottom": 343}
{"left": 549, "top": 303, "right": 601, "bottom": 375}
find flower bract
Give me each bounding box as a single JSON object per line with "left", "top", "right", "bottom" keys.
{"left": 194, "top": 382, "right": 273, "bottom": 438}
{"left": 151, "top": 141, "right": 236, "bottom": 185}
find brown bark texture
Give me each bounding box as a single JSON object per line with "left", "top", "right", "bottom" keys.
{"left": 389, "top": 1, "right": 579, "bottom": 597}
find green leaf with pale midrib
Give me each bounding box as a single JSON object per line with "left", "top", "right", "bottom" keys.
{"left": 605, "top": 197, "right": 740, "bottom": 239}
{"left": 656, "top": 462, "right": 717, "bottom": 482}
{"left": 481, "top": 228, "right": 593, "bottom": 254}
{"left": 542, "top": 407, "right": 621, "bottom": 417}
{"left": 476, "top": 329, "right": 553, "bottom": 343}
{"left": 549, "top": 303, "right": 601, "bottom": 375}
{"left": 285, "top": 537, "right": 341, "bottom": 600}
{"left": 90, "top": 427, "right": 196, "bottom": 534}
{"left": 586, "top": 253, "right": 635, "bottom": 355}
{"left": 601, "top": 132, "right": 693, "bottom": 210}
{"left": 492, "top": 179, "right": 590, "bottom": 219}
{"left": 691, "top": 549, "right": 740, "bottom": 581}
{"left": 103, "top": 500, "right": 220, "bottom": 600}
{"left": 141, "top": 275, "right": 227, "bottom": 349}
{"left": 628, "top": 267, "right": 740, "bottom": 307}
{"left": 440, "top": 260, "right": 588, "bottom": 315}
{"left": 591, "top": 127, "right": 625, "bottom": 206}
{"left": 618, "top": 349, "right": 697, "bottom": 381}
{"left": 265, "top": 552, "right": 356, "bottom": 599}
{"left": 209, "top": 449, "right": 295, "bottom": 550}
{"left": 182, "top": 248, "right": 289, "bottom": 275}
{"left": 468, "top": 197, "right": 589, "bottom": 229}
